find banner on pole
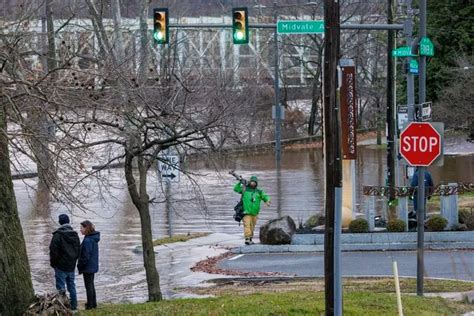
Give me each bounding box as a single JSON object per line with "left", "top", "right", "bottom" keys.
{"left": 340, "top": 60, "right": 357, "bottom": 160}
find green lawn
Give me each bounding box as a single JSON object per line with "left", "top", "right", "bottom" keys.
{"left": 152, "top": 233, "right": 210, "bottom": 246}
{"left": 80, "top": 291, "right": 472, "bottom": 315}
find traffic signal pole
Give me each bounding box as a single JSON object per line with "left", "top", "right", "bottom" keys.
{"left": 273, "top": 2, "right": 282, "bottom": 171}
{"left": 417, "top": 0, "right": 427, "bottom": 297}
{"left": 386, "top": 0, "right": 397, "bottom": 218}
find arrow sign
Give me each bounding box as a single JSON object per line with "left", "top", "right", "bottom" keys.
{"left": 158, "top": 155, "right": 180, "bottom": 183}
{"left": 162, "top": 173, "right": 177, "bottom": 179}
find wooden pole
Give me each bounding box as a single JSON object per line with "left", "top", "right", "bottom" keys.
{"left": 323, "top": 1, "right": 341, "bottom": 315}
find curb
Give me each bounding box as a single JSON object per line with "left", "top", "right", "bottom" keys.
{"left": 232, "top": 231, "right": 474, "bottom": 254}
{"left": 233, "top": 242, "right": 474, "bottom": 254}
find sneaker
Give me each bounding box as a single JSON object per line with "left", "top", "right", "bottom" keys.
{"left": 245, "top": 238, "right": 251, "bottom": 245}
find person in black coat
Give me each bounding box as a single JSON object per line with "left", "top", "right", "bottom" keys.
{"left": 49, "top": 214, "right": 80, "bottom": 311}
{"left": 78, "top": 220, "right": 100, "bottom": 310}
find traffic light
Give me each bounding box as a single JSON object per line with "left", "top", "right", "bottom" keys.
{"left": 153, "top": 8, "right": 169, "bottom": 44}
{"left": 232, "top": 7, "right": 249, "bottom": 44}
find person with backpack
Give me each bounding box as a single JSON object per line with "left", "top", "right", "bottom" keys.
{"left": 77, "top": 220, "right": 100, "bottom": 310}
{"left": 410, "top": 168, "right": 435, "bottom": 218}
{"left": 233, "top": 175, "right": 270, "bottom": 245}
{"left": 49, "top": 214, "right": 81, "bottom": 311}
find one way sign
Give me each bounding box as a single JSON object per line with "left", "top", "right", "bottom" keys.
{"left": 158, "top": 155, "right": 180, "bottom": 183}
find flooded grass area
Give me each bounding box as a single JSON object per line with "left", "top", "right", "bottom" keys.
{"left": 13, "top": 140, "right": 473, "bottom": 303}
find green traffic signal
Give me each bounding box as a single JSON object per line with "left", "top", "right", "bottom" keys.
{"left": 153, "top": 8, "right": 168, "bottom": 44}
{"left": 232, "top": 8, "right": 249, "bottom": 44}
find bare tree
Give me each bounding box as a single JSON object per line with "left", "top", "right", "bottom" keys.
{"left": 434, "top": 56, "right": 474, "bottom": 139}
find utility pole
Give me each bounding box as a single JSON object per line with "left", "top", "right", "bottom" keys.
{"left": 323, "top": 1, "right": 341, "bottom": 315}
{"left": 406, "top": 0, "right": 415, "bottom": 122}
{"left": 386, "top": 0, "right": 397, "bottom": 219}
{"left": 417, "top": 0, "right": 427, "bottom": 297}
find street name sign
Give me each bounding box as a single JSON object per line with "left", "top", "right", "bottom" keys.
{"left": 158, "top": 155, "right": 180, "bottom": 183}
{"left": 392, "top": 46, "right": 413, "bottom": 57}
{"left": 419, "top": 37, "right": 434, "bottom": 56}
{"left": 409, "top": 59, "right": 419, "bottom": 74}
{"left": 400, "top": 122, "right": 441, "bottom": 166}
{"left": 277, "top": 20, "right": 324, "bottom": 34}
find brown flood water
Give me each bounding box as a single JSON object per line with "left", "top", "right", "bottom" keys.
{"left": 15, "top": 144, "right": 473, "bottom": 303}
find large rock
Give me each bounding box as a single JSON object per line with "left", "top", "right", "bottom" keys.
{"left": 259, "top": 216, "right": 297, "bottom": 245}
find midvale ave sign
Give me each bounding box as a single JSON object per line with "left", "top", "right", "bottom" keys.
{"left": 400, "top": 122, "right": 442, "bottom": 166}
{"left": 277, "top": 20, "right": 324, "bottom": 34}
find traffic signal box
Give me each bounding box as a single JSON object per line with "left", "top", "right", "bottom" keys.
{"left": 153, "top": 8, "right": 169, "bottom": 44}
{"left": 232, "top": 7, "right": 249, "bottom": 44}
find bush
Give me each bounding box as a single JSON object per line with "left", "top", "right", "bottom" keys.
{"left": 387, "top": 219, "right": 406, "bottom": 232}
{"left": 349, "top": 218, "right": 369, "bottom": 233}
{"left": 426, "top": 215, "right": 448, "bottom": 232}
{"left": 459, "top": 208, "right": 474, "bottom": 230}
{"left": 304, "top": 214, "right": 324, "bottom": 228}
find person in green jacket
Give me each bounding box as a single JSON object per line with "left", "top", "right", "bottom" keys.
{"left": 233, "top": 175, "right": 270, "bottom": 245}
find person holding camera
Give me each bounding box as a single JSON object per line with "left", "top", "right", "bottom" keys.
{"left": 233, "top": 175, "right": 270, "bottom": 245}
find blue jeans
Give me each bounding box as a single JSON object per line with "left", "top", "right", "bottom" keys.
{"left": 54, "top": 268, "right": 77, "bottom": 310}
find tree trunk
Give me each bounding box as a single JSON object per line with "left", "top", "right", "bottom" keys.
{"left": 308, "top": 67, "right": 322, "bottom": 136}
{"left": 26, "top": 0, "right": 57, "bottom": 213}
{"left": 0, "top": 99, "right": 35, "bottom": 315}
{"left": 124, "top": 152, "right": 163, "bottom": 301}
{"left": 27, "top": 106, "right": 53, "bottom": 214}
{"left": 376, "top": 97, "right": 383, "bottom": 145}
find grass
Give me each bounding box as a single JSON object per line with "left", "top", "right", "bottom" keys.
{"left": 427, "top": 191, "right": 474, "bottom": 211}
{"left": 79, "top": 290, "right": 473, "bottom": 315}
{"left": 152, "top": 232, "right": 210, "bottom": 247}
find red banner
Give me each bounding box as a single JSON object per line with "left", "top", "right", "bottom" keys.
{"left": 340, "top": 65, "right": 357, "bottom": 160}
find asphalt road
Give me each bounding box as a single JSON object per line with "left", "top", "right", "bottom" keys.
{"left": 219, "top": 250, "right": 474, "bottom": 281}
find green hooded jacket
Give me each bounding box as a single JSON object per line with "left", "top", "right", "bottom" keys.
{"left": 233, "top": 176, "right": 270, "bottom": 216}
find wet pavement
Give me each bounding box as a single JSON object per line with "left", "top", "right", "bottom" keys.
{"left": 13, "top": 141, "right": 474, "bottom": 303}
{"left": 219, "top": 250, "right": 474, "bottom": 281}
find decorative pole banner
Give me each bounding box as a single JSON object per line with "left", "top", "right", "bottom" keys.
{"left": 340, "top": 63, "right": 357, "bottom": 159}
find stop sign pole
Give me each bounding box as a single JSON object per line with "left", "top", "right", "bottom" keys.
{"left": 417, "top": 0, "right": 427, "bottom": 297}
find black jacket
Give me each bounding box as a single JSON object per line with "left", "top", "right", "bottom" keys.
{"left": 49, "top": 224, "right": 80, "bottom": 272}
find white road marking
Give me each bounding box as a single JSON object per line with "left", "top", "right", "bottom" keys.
{"left": 228, "top": 254, "right": 244, "bottom": 261}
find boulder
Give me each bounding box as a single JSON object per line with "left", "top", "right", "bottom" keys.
{"left": 259, "top": 216, "right": 297, "bottom": 245}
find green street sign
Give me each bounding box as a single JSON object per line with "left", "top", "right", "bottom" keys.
{"left": 277, "top": 20, "right": 325, "bottom": 34}
{"left": 392, "top": 46, "right": 413, "bottom": 57}
{"left": 419, "top": 37, "right": 434, "bottom": 56}
{"left": 409, "top": 59, "right": 419, "bottom": 74}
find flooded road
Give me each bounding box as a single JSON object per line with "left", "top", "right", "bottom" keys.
{"left": 15, "top": 144, "right": 473, "bottom": 303}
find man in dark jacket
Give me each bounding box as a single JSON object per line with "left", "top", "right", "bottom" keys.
{"left": 49, "top": 214, "right": 80, "bottom": 311}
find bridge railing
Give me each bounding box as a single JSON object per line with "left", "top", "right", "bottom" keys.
{"left": 362, "top": 182, "right": 474, "bottom": 231}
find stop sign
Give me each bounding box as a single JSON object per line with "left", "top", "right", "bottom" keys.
{"left": 400, "top": 122, "right": 441, "bottom": 166}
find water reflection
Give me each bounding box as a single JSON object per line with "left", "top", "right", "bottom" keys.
{"left": 15, "top": 145, "right": 473, "bottom": 302}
